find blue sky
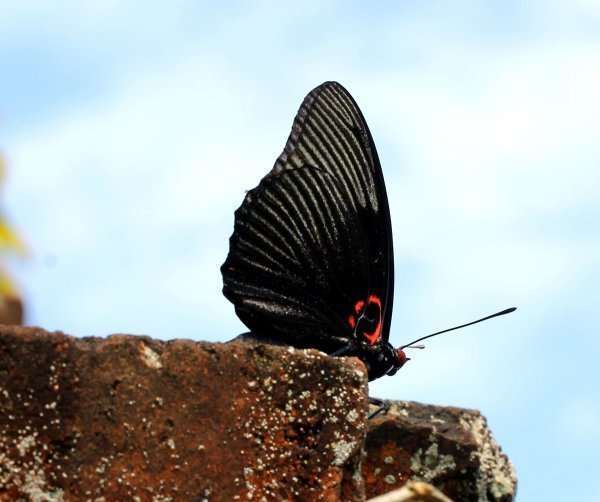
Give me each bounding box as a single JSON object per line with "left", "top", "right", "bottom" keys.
{"left": 2, "top": 2, "right": 600, "bottom": 500}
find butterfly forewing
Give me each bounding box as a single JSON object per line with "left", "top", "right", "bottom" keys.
{"left": 221, "top": 82, "right": 394, "bottom": 352}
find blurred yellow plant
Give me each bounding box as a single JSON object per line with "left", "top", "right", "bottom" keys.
{"left": 0, "top": 153, "right": 27, "bottom": 305}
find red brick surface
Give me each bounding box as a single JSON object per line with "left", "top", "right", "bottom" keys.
{"left": 0, "top": 327, "right": 368, "bottom": 501}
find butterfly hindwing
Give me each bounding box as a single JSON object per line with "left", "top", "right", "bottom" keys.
{"left": 222, "top": 81, "right": 394, "bottom": 351}
{"left": 222, "top": 166, "right": 370, "bottom": 352}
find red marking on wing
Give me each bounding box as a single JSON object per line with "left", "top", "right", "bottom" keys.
{"left": 363, "top": 294, "right": 382, "bottom": 345}
{"left": 348, "top": 315, "right": 356, "bottom": 329}
{"left": 354, "top": 300, "right": 365, "bottom": 314}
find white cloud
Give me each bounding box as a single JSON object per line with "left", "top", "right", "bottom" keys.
{"left": 5, "top": 53, "right": 280, "bottom": 335}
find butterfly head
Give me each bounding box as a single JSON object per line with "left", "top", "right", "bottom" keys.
{"left": 388, "top": 347, "right": 409, "bottom": 375}
{"left": 380, "top": 343, "right": 410, "bottom": 377}
{"left": 359, "top": 341, "right": 409, "bottom": 381}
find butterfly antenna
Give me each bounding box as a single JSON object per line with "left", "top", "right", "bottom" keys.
{"left": 399, "top": 307, "right": 516, "bottom": 350}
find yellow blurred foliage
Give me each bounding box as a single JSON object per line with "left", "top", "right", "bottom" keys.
{"left": 0, "top": 153, "right": 27, "bottom": 301}
{"left": 0, "top": 219, "right": 27, "bottom": 256}
{"left": 0, "top": 268, "right": 17, "bottom": 297}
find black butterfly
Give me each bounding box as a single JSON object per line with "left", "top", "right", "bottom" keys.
{"left": 221, "top": 81, "right": 515, "bottom": 382}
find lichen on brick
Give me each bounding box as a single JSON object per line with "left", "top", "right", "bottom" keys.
{"left": 410, "top": 442, "right": 457, "bottom": 482}
{"left": 460, "top": 412, "right": 517, "bottom": 500}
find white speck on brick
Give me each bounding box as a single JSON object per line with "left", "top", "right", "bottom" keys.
{"left": 139, "top": 343, "right": 162, "bottom": 369}
{"left": 331, "top": 440, "right": 357, "bottom": 466}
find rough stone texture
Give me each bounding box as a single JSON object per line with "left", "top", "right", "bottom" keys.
{"left": 363, "top": 401, "right": 516, "bottom": 502}
{"left": 0, "top": 326, "right": 369, "bottom": 501}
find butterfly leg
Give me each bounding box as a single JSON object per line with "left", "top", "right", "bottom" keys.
{"left": 368, "top": 397, "right": 390, "bottom": 420}
{"left": 330, "top": 343, "right": 356, "bottom": 357}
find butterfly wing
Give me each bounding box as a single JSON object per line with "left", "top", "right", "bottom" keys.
{"left": 221, "top": 81, "right": 394, "bottom": 352}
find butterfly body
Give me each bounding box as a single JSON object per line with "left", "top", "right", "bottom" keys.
{"left": 221, "top": 81, "right": 405, "bottom": 381}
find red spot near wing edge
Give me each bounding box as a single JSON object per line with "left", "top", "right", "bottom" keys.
{"left": 354, "top": 300, "right": 365, "bottom": 314}
{"left": 363, "top": 294, "right": 383, "bottom": 345}
{"left": 350, "top": 295, "right": 383, "bottom": 345}
{"left": 348, "top": 315, "right": 356, "bottom": 329}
